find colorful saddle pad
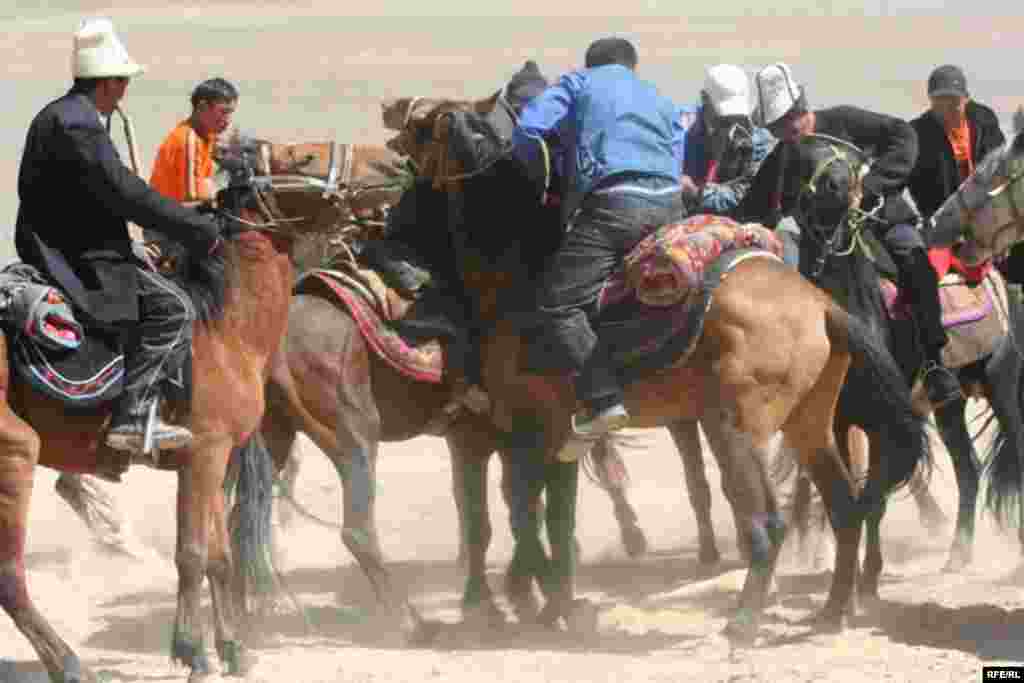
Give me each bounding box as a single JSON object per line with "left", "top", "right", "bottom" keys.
{"left": 295, "top": 266, "right": 447, "bottom": 384}
{"left": 596, "top": 215, "right": 785, "bottom": 380}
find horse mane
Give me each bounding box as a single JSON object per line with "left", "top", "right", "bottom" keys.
{"left": 157, "top": 234, "right": 230, "bottom": 325}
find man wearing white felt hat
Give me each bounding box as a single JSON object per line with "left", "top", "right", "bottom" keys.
{"left": 677, "top": 64, "right": 775, "bottom": 217}
{"left": 738, "top": 62, "right": 962, "bottom": 407}
{"left": 15, "top": 17, "right": 223, "bottom": 471}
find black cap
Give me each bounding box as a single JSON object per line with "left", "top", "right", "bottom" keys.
{"left": 927, "top": 64, "right": 969, "bottom": 98}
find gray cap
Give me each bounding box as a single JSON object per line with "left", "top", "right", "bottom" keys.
{"left": 927, "top": 64, "right": 969, "bottom": 98}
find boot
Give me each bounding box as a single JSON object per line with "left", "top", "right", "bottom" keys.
{"left": 572, "top": 345, "right": 630, "bottom": 437}
{"left": 922, "top": 356, "right": 962, "bottom": 407}
{"left": 896, "top": 246, "right": 962, "bottom": 407}
{"left": 106, "top": 392, "right": 193, "bottom": 458}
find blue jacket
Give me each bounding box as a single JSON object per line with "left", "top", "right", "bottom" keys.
{"left": 512, "top": 64, "right": 683, "bottom": 222}
{"left": 679, "top": 104, "right": 776, "bottom": 217}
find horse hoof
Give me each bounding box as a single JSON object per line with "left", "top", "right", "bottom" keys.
{"left": 943, "top": 549, "right": 972, "bottom": 573}
{"left": 622, "top": 526, "right": 648, "bottom": 558}
{"left": 722, "top": 609, "right": 759, "bottom": 646}
{"left": 462, "top": 601, "right": 507, "bottom": 630}
{"left": 406, "top": 618, "right": 443, "bottom": 647}
{"left": 805, "top": 607, "right": 845, "bottom": 633}
{"left": 565, "top": 599, "right": 601, "bottom": 636}
{"left": 698, "top": 544, "right": 721, "bottom": 566}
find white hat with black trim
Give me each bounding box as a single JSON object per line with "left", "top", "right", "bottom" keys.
{"left": 755, "top": 62, "right": 803, "bottom": 126}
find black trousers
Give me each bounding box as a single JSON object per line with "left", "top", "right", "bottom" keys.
{"left": 533, "top": 176, "right": 683, "bottom": 408}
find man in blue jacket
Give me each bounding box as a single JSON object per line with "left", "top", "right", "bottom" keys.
{"left": 512, "top": 37, "right": 684, "bottom": 436}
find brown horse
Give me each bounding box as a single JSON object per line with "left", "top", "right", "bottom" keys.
{"left": 388, "top": 100, "right": 933, "bottom": 643}
{"left": 0, "top": 175, "right": 326, "bottom": 683}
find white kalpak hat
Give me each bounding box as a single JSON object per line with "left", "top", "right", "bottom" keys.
{"left": 703, "top": 64, "right": 751, "bottom": 118}
{"left": 72, "top": 17, "right": 144, "bottom": 79}
{"left": 755, "top": 62, "right": 803, "bottom": 126}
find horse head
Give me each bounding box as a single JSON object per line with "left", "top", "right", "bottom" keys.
{"left": 926, "top": 132, "right": 1024, "bottom": 266}
{"left": 791, "top": 134, "right": 871, "bottom": 279}
{"left": 383, "top": 94, "right": 503, "bottom": 185}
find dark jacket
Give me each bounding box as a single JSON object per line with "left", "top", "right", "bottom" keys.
{"left": 738, "top": 105, "right": 919, "bottom": 228}
{"left": 907, "top": 100, "right": 1006, "bottom": 219}
{"left": 15, "top": 89, "right": 218, "bottom": 327}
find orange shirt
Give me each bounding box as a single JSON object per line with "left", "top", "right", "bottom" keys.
{"left": 149, "top": 120, "right": 215, "bottom": 202}
{"left": 945, "top": 119, "right": 974, "bottom": 182}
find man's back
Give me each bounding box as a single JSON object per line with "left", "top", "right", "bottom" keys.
{"left": 17, "top": 91, "right": 133, "bottom": 261}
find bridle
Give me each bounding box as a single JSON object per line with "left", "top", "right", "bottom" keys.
{"left": 797, "top": 134, "right": 878, "bottom": 278}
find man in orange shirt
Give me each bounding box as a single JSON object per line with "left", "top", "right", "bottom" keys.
{"left": 150, "top": 77, "right": 238, "bottom": 202}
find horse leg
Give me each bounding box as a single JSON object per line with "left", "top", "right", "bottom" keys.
{"left": 590, "top": 433, "right": 647, "bottom": 558}
{"left": 802, "top": 437, "right": 864, "bottom": 630}
{"left": 538, "top": 457, "right": 592, "bottom": 632}
{"left": 170, "top": 443, "right": 226, "bottom": 681}
{"left": 908, "top": 464, "right": 948, "bottom": 533}
{"left": 934, "top": 397, "right": 978, "bottom": 572}
{"left": 667, "top": 419, "right": 720, "bottom": 564}
{"left": 500, "top": 435, "right": 550, "bottom": 624}
{"left": 55, "top": 472, "right": 152, "bottom": 560}
{"left": 445, "top": 420, "right": 505, "bottom": 628}
{"left": 700, "top": 415, "right": 784, "bottom": 644}
{"left": 1, "top": 412, "right": 99, "bottom": 682}
{"left": 206, "top": 480, "right": 256, "bottom": 677}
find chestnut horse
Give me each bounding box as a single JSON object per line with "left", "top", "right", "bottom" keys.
{"left": 0, "top": 173, "right": 327, "bottom": 683}
{"left": 389, "top": 100, "right": 933, "bottom": 643}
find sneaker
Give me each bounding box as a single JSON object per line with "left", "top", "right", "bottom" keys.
{"left": 572, "top": 403, "right": 630, "bottom": 437}
{"left": 922, "top": 361, "right": 962, "bottom": 407}
{"left": 106, "top": 419, "right": 194, "bottom": 455}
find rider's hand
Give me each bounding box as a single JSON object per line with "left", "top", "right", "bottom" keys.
{"left": 681, "top": 175, "right": 701, "bottom": 200}
{"left": 190, "top": 214, "right": 222, "bottom": 255}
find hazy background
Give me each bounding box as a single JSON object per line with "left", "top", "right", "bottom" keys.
{"left": 3, "top": 2, "right": 1021, "bottom": 263}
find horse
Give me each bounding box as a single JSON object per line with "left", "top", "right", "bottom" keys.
{"left": 925, "top": 131, "right": 1024, "bottom": 546}
{"left": 388, "top": 99, "right": 933, "bottom": 642}
{"left": 0, "top": 167, "right": 329, "bottom": 682}
{"left": 790, "top": 133, "right": 1024, "bottom": 583}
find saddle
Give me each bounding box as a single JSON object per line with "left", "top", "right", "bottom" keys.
{"left": 864, "top": 236, "right": 1008, "bottom": 370}
{"left": 521, "top": 215, "right": 786, "bottom": 382}
{"left": 881, "top": 265, "right": 1009, "bottom": 369}
{"left": 294, "top": 253, "right": 462, "bottom": 386}
{"left": 0, "top": 262, "right": 191, "bottom": 411}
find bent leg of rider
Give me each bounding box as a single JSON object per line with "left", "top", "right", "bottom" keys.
{"left": 535, "top": 177, "right": 682, "bottom": 435}
{"left": 880, "top": 221, "right": 960, "bottom": 405}
{"left": 107, "top": 266, "right": 195, "bottom": 453}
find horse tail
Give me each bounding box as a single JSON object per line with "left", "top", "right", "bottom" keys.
{"left": 228, "top": 432, "right": 278, "bottom": 601}
{"left": 825, "top": 303, "right": 933, "bottom": 495}
{"left": 983, "top": 327, "right": 1024, "bottom": 529}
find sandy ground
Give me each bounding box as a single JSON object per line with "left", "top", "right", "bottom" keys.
{"left": 4, "top": 2, "right": 1024, "bottom": 682}
{"left": 3, "top": 421, "right": 1024, "bottom": 683}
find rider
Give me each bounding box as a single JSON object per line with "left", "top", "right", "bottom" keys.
{"left": 678, "top": 64, "right": 776, "bottom": 217}
{"left": 907, "top": 65, "right": 1008, "bottom": 276}
{"left": 737, "top": 62, "right": 961, "bottom": 407}
{"left": 511, "top": 37, "right": 684, "bottom": 436}
{"left": 151, "top": 77, "right": 239, "bottom": 202}
{"left": 15, "top": 18, "right": 221, "bottom": 457}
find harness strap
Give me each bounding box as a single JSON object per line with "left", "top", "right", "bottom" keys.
{"left": 323, "top": 140, "right": 340, "bottom": 199}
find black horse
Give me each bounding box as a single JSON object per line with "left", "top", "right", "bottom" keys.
{"left": 792, "top": 134, "right": 1024, "bottom": 585}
